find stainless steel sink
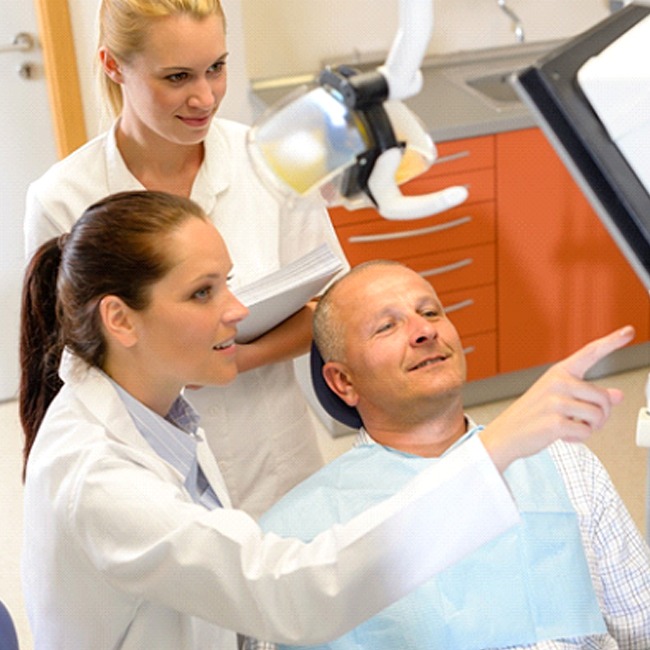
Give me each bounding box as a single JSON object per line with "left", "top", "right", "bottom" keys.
{"left": 465, "top": 71, "right": 520, "bottom": 104}
{"left": 438, "top": 40, "right": 565, "bottom": 112}
{"left": 251, "top": 40, "right": 566, "bottom": 137}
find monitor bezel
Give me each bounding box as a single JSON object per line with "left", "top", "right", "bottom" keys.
{"left": 513, "top": 4, "right": 650, "bottom": 290}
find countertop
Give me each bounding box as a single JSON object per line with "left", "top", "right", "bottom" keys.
{"left": 251, "top": 39, "right": 565, "bottom": 143}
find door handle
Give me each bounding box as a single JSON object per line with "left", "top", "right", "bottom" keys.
{"left": 0, "top": 32, "right": 35, "bottom": 55}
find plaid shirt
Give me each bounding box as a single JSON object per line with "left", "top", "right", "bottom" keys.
{"left": 245, "top": 430, "right": 650, "bottom": 650}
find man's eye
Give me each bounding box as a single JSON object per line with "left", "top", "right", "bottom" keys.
{"left": 376, "top": 322, "right": 394, "bottom": 334}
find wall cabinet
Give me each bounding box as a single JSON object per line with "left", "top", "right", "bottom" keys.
{"left": 496, "top": 128, "right": 649, "bottom": 373}
{"left": 328, "top": 127, "right": 650, "bottom": 382}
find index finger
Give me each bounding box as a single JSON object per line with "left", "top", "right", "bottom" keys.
{"left": 561, "top": 325, "right": 635, "bottom": 379}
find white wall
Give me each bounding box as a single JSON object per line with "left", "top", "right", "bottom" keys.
{"left": 68, "top": 0, "right": 102, "bottom": 137}
{"left": 68, "top": 0, "right": 612, "bottom": 135}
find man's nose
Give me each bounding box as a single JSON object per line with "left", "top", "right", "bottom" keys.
{"left": 412, "top": 319, "right": 438, "bottom": 345}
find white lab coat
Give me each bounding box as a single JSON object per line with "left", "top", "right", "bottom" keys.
{"left": 24, "top": 118, "right": 348, "bottom": 517}
{"left": 22, "top": 353, "right": 519, "bottom": 650}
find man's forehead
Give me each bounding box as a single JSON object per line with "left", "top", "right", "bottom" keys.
{"left": 335, "top": 266, "right": 441, "bottom": 323}
{"left": 339, "top": 265, "right": 437, "bottom": 299}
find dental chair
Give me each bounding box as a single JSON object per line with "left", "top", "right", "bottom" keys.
{"left": 0, "top": 600, "right": 19, "bottom": 650}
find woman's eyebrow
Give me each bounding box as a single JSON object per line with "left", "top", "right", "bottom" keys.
{"left": 189, "top": 272, "right": 221, "bottom": 284}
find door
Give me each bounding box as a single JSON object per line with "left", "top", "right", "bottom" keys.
{"left": 0, "top": 0, "right": 57, "bottom": 401}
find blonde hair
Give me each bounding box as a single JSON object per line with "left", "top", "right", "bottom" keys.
{"left": 97, "top": 0, "right": 225, "bottom": 117}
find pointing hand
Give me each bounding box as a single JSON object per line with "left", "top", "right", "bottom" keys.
{"left": 480, "top": 326, "right": 635, "bottom": 472}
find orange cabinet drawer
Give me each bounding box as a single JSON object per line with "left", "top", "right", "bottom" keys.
{"left": 438, "top": 284, "right": 496, "bottom": 337}
{"left": 406, "top": 244, "right": 495, "bottom": 295}
{"left": 431, "top": 135, "right": 496, "bottom": 176}
{"left": 335, "top": 201, "right": 495, "bottom": 264}
{"left": 329, "top": 167, "right": 495, "bottom": 227}
{"left": 462, "top": 331, "right": 497, "bottom": 382}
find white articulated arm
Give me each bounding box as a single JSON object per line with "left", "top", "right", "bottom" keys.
{"left": 378, "top": 0, "right": 433, "bottom": 101}
{"left": 370, "top": 0, "right": 468, "bottom": 220}
{"left": 368, "top": 148, "right": 468, "bottom": 220}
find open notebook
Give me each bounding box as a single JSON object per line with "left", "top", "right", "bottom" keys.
{"left": 233, "top": 242, "right": 345, "bottom": 343}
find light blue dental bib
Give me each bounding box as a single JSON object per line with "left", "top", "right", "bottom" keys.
{"left": 260, "top": 431, "right": 605, "bottom": 649}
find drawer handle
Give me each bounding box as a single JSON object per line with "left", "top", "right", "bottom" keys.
{"left": 419, "top": 258, "right": 473, "bottom": 278}
{"left": 463, "top": 345, "right": 476, "bottom": 356}
{"left": 348, "top": 215, "right": 472, "bottom": 244}
{"left": 432, "top": 150, "right": 471, "bottom": 166}
{"left": 445, "top": 298, "right": 475, "bottom": 314}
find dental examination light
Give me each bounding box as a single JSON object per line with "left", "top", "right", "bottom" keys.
{"left": 247, "top": 0, "right": 469, "bottom": 221}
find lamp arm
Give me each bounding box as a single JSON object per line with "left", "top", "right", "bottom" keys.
{"left": 377, "top": 0, "right": 433, "bottom": 101}
{"left": 368, "top": 148, "right": 469, "bottom": 221}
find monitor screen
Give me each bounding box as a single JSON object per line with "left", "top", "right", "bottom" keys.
{"left": 513, "top": 4, "right": 650, "bottom": 290}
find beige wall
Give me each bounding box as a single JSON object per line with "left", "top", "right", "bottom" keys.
{"left": 67, "top": 0, "right": 612, "bottom": 136}
{"left": 242, "top": 0, "right": 610, "bottom": 80}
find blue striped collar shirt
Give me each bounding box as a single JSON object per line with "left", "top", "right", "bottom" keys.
{"left": 110, "top": 379, "right": 222, "bottom": 510}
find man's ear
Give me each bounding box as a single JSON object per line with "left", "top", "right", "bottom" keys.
{"left": 99, "top": 295, "right": 138, "bottom": 348}
{"left": 99, "top": 47, "right": 123, "bottom": 83}
{"left": 322, "top": 362, "right": 359, "bottom": 407}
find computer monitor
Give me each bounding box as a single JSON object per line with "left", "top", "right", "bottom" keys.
{"left": 513, "top": 3, "right": 650, "bottom": 290}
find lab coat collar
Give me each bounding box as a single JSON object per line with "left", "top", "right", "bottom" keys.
{"left": 58, "top": 350, "right": 232, "bottom": 507}
{"left": 59, "top": 349, "right": 165, "bottom": 455}
{"left": 103, "top": 118, "right": 231, "bottom": 209}
{"left": 190, "top": 120, "right": 231, "bottom": 209}
{"left": 105, "top": 120, "right": 147, "bottom": 195}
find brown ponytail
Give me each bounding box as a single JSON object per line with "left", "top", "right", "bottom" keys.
{"left": 19, "top": 238, "right": 65, "bottom": 478}
{"left": 19, "top": 190, "right": 208, "bottom": 479}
